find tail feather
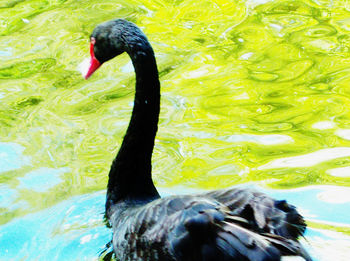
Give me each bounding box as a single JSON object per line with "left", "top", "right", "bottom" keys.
{"left": 273, "top": 200, "right": 306, "bottom": 239}
{"left": 261, "top": 234, "right": 312, "bottom": 261}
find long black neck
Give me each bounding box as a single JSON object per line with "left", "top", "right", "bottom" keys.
{"left": 106, "top": 32, "right": 160, "bottom": 214}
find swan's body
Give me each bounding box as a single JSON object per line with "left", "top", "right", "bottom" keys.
{"left": 85, "top": 19, "right": 311, "bottom": 261}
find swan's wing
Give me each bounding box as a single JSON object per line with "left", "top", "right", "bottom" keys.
{"left": 167, "top": 196, "right": 312, "bottom": 261}
{"left": 204, "top": 188, "right": 307, "bottom": 240}
{"left": 110, "top": 195, "right": 310, "bottom": 261}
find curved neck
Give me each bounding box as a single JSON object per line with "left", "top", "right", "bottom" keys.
{"left": 106, "top": 35, "right": 160, "bottom": 214}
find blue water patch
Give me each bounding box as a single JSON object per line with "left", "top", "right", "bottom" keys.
{"left": 17, "top": 167, "right": 69, "bottom": 192}
{"left": 0, "top": 185, "right": 18, "bottom": 208}
{"left": 0, "top": 142, "right": 29, "bottom": 172}
{"left": 0, "top": 184, "right": 29, "bottom": 212}
{"left": 0, "top": 191, "right": 110, "bottom": 261}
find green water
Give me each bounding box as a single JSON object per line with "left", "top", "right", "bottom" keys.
{"left": 1, "top": 0, "right": 350, "bottom": 260}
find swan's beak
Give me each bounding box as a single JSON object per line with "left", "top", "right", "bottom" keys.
{"left": 83, "top": 42, "right": 101, "bottom": 79}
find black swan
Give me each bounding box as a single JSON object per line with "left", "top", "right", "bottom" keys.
{"left": 83, "top": 19, "right": 311, "bottom": 261}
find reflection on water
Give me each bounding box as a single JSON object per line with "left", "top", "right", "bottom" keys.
{"left": 259, "top": 147, "right": 350, "bottom": 169}
{"left": 1, "top": 0, "right": 350, "bottom": 260}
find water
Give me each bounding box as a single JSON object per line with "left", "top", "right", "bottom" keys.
{"left": 1, "top": 0, "right": 350, "bottom": 260}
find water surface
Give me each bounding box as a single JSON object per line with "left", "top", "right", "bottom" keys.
{"left": 1, "top": 0, "right": 350, "bottom": 260}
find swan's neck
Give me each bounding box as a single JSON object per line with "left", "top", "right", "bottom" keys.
{"left": 106, "top": 36, "right": 160, "bottom": 213}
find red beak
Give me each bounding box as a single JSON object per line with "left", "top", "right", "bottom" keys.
{"left": 85, "top": 42, "right": 101, "bottom": 79}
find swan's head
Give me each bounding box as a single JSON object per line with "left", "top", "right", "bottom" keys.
{"left": 83, "top": 19, "right": 134, "bottom": 79}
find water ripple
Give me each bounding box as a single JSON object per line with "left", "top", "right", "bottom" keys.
{"left": 259, "top": 147, "right": 350, "bottom": 169}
